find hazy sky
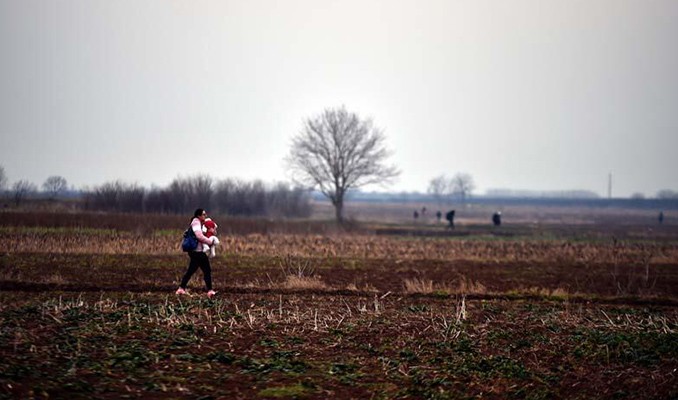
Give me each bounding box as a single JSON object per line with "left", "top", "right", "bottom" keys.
{"left": 1, "top": 0, "right": 677, "bottom": 197}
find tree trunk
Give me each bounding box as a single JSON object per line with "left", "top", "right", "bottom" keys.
{"left": 334, "top": 199, "right": 344, "bottom": 225}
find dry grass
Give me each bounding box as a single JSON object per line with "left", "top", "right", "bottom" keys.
{"left": 404, "top": 278, "right": 435, "bottom": 293}
{"left": 514, "top": 287, "right": 570, "bottom": 298}
{"left": 279, "top": 275, "right": 328, "bottom": 290}
{"left": 272, "top": 254, "right": 328, "bottom": 290}
{"left": 452, "top": 276, "right": 487, "bottom": 295}
{"left": 404, "top": 276, "right": 487, "bottom": 295}
{"left": 4, "top": 228, "right": 678, "bottom": 266}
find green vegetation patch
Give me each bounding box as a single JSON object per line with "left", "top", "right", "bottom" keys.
{"left": 258, "top": 383, "right": 312, "bottom": 398}
{"left": 571, "top": 329, "right": 678, "bottom": 366}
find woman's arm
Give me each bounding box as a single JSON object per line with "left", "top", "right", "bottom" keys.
{"left": 191, "top": 218, "right": 212, "bottom": 245}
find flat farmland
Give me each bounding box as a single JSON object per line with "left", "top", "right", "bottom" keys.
{"left": 1, "top": 211, "right": 677, "bottom": 399}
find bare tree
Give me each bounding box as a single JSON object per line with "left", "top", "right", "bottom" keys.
{"left": 81, "top": 180, "right": 144, "bottom": 212}
{"left": 266, "top": 182, "right": 312, "bottom": 218}
{"left": 86, "top": 181, "right": 121, "bottom": 211}
{"left": 213, "top": 179, "right": 311, "bottom": 218}
{"left": 167, "top": 177, "right": 193, "bottom": 214}
{"left": 214, "top": 178, "right": 265, "bottom": 216}
{"left": 166, "top": 175, "right": 213, "bottom": 214}
{"left": 42, "top": 175, "right": 68, "bottom": 200}
{"left": 117, "top": 183, "right": 145, "bottom": 213}
{"left": 287, "top": 106, "right": 399, "bottom": 224}
{"left": 144, "top": 186, "right": 173, "bottom": 214}
{"left": 192, "top": 174, "right": 213, "bottom": 211}
{"left": 451, "top": 172, "right": 475, "bottom": 203}
{"left": 427, "top": 175, "right": 451, "bottom": 207}
{"left": 12, "top": 180, "right": 37, "bottom": 206}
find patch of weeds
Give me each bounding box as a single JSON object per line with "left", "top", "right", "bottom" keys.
{"left": 545, "top": 323, "right": 563, "bottom": 334}
{"left": 357, "top": 342, "right": 382, "bottom": 356}
{"left": 146, "top": 328, "right": 170, "bottom": 342}
{"left": 530, "top": 333, "right": 549, "bottom": 345}
{"left": 270, "top": 351, "right": 309, "bottom": 374}
{"left": 260, "top": 338, "right": 281, "bottom": 348}
{"left": 169, "top": 333, "right": 199, "bottom": 349}
{"left": 103, "top": 310, "right": 127, "bottom": 323}
{"left": 476, "top": 355, "right": 529, "bottom": 379}
{"left": 509, "top": 384, "right": 553, "bottom": 400}
{"left": 573, "top": 329, "right": 678, "bottom": 366}
{"left": 407, "top": 304, "right": 429, "bottom": 313}
{"left": 285, "top": 336, "right": 305, "bottom": 345}
{"left": 175, "top": 353, "right": 204, "bottom": 362}
{"left": 511, "top": 337, "right": 533, "bottom": 350}
{"left": 63, "top": 307, "right": 92, "bottom": 324}
{"left": 452, "top": 337, "right": 477, "bottom": 355}
{"left": 377, "top": 356, "right": 400, "bottom": 372}
{"left": 106, "top": 342, "right": 151, "bottom": 373}
{"left": 328, "top": 328, "right": 345, "bottom": 337}
{"left": 545, "top": 373, "right": 561, "bottom": 383}
{"left": 237, "top": 356, "right": 268, "bottom": 374}
{"left": 399, "top": 349, "right": 418, "bottom": 362}
{"left": 258, "top": 383, "right": 311, "bottom": 398}
{"left": 319, "top": 336, "right": 336, "bottom": 346}
{"left": 401, "top": 369, "right": 455, "bottom": 399}
{"left": 238, "top": 351, "right": 309, "bottom": 375}
{"left": 207, "top": 351, "right": 236, "bottom": 364}
{"left": 487, "top": 329, "right": 512, "bottom": 344}
{"left": 329, "top": 362, "right": 363, "bottom": 384}
{"left": 481, "top": 301, "right": 502, "bottom": 314}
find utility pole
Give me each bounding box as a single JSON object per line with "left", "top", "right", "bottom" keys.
{"left": 608, "top": 173, "right": 612, "bottom": 199}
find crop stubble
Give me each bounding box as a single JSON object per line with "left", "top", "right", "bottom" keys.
{"left": 1, "top": 218, "right": 677, "bottom": 398}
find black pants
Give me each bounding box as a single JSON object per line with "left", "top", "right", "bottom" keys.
{"left": 179, "top": 251, "right": 212, "bottom": 291}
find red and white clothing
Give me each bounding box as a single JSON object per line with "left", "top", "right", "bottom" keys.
{"left": 190, "top": 217, "right": 212, "bottom": 246}
{"left": 202, "top": 217, "right": 219, "bottom": 257}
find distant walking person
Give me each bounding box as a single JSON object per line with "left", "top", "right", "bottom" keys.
{"left": 658, "top": 211, "right": 664, "bottom": 224}
{"left": 492, "top": 212, "right": 502, "bottom": 227}
{"left": 445, "top": 210, "right": 455, "bottom": 229}
{"left": 176, "top": 208, "right": 217, "bottom": 298}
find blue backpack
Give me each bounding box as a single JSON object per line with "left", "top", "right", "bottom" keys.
{"left": 181, "top": 226, "right": 199, "bottom": 252}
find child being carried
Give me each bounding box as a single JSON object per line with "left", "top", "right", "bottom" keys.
{"left": 202, "top": 217, "right": 220, "bottom": 258}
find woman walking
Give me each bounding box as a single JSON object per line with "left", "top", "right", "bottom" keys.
{"left": 176, "top": 208, "right": 217, "bottom": 298}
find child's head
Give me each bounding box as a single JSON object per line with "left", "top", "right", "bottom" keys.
{"left": 204, "top": 218, "right": 218, "bottom": 234}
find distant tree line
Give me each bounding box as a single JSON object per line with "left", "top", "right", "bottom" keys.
{"left": 2, "top": 161, "right": 678, "bottom": 214}
{"left": 427, "top": 173, "right": 476, "bottom": 207}
{"left": 81, "top": 175, "right": 312, "bottom": 217}
{"left": 485, "top": 188, "right": 600, "bottom": 199}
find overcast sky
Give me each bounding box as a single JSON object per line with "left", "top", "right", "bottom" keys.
{"left": 1, "top": 0, "right": 676, "bottom": 197}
